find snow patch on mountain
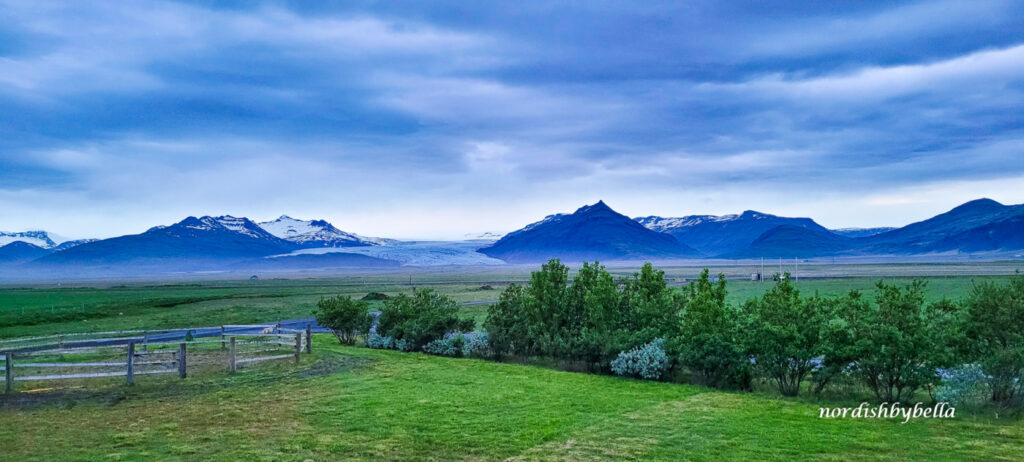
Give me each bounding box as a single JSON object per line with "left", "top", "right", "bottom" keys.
{"left": 258, "top": 215, "right": 394, "bottom": 247}
{"left": 0, "top": 230, "right": 93, "bottom": 249}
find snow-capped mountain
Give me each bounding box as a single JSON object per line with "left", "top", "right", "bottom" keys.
{"left": 480, "top": 201, "right": 700, "bottom": 263}
{"left": 635, "top": 210, "right": 829, "bottom": 256}
{"left": 38, "top": 215, "right": 298, "bottom": 268}
{"left": 53, "top": 239, "right": 99, "bottom": 251}
{"left": 258, "top": 215, "right": 393, "bottom": 248}
{"left": 0, "top": 230, "right": 58, "bottom": 248}
{"left": 0, "top": 230, "right": 95, "bottom": 251}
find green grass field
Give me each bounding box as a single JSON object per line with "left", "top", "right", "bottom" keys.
{"left": 2, "top": 261, "right": 1020, "bottom": 340}
{"left": 1, "top": 337, "right": 1022, "bottom": 461}
{"left": 2, "top": 262, "right": 1023, "bottom": 460}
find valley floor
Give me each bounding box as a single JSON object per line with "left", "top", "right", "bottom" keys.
{"left": 2, "top": 338, "right": 1022, "bottom": 461}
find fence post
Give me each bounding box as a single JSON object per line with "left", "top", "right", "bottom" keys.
{"left": 4, "top": 352, "right": 12, "bottom": 395}
{"left": 58, "top": 334, "right": 64, "bottom": 350}
{"left": 142, "top": 330, "right": 148, "bottom": 352}
{"left": 126, "top": 342, "right": 135, "bottom": 385}
{"left": 228, "top": 337, "right": 236, "bottom": 373}
{"left": 220, "top": 326, "right": 226, "bottom": 350}
{"left": 294, "top": 333, "right": 301, "bottom": 363}
{"left": 178, "top": 343, "right": 187, "bottom": 379}
{"left": 275, "top": 322, "right": 281, "bottom": 334}
{"left": 305, "top": 324, "right": 312, "bottom": 354}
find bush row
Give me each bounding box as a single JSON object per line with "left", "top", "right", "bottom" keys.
{"left": 316, "top": 260, "right": 1024, "bottom": 408}
{"left": 485, "top": 260, "right": 1024, "bottom": 407}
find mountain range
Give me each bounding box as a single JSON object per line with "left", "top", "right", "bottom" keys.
{"left": 633, "top": 198, "right": 1024, "bottom": 259}
{"left": 479, "top": 201, "right": 700, "bottom": 263}
{"left": 16, "top": 216, "right": 398, "bottom": 277}
{"left": 1, "top": 198, "right": 1022, "bottom": 278}
{"left": 635, "top": 211, "right": 828, "bottom": 256}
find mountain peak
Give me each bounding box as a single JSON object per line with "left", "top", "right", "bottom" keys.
{"left": 257, "top": 216, "right": 384, "bottom": 248}
{"left": 950, "top": 198, "right": 1004, "bottom": 214}
{"left": 0, "top": 230, "right": 59, "bottom": 249}
{"left": 739, "top": 210, "right": 771, "bottom": 219}
{"left": 576, "top": 200, "right": 614, "bottom": 215}
{"left": 480, "top": 201, "right": 700, "bottom": 262}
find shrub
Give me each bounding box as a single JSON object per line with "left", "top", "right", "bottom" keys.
{"left": 394, "top": 338, "right": 413, "bottom": 352}
{"left": 611, "top": 338, "right": 669, "bottom": 380}
{"left": 423, "top": 336, "right": 462, "bottom": 357}
{"left": 962, "top": 274, "right": 1024, "bottom": 405}
{"left": 743, "top": 274, "right": 827, "bottom": 397}
{"left": 314, "top": 295, "right": 373, "bottom": 345}
{"left": 485, "top": 284, "right": 533, "bottom": 358}
{"left": 462, "top": 332, "right": 492, "bottom": 358}
{"left": 365, "top": 333, "right": 395, "bottom": 349}
{"left": 361, "top": 292, "right": 390, "bottom": 301}
{"left": 833, "top": 280, "right": 959, "bottom": 402}
{"left": 935, "top": 364, "right": 991, "bottom": 409}
{"left": 377, "top": 289, "right": 471, "bottom": 351}
{"left": 676, "top": 269, "right": 751, "bottom": 390}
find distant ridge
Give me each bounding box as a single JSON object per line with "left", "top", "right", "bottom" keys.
{"left": 724, "top": 225, "right": 853, "bottom": 258}
{"left": 830, "top": 227, "right": 895, "bottom": 238}
{"left": 0, "top": 241, "right": 53, "bottom": 263}
{"left": 1, "top": 197, "right": 1022, "bottom": 280}
{"left": 636, "top": 210, "right": 829, "bottom": 256}
{"left": 479, "top": 201, "right": 700, "bottom": 263}
{"left": 859, "top": 198, "right": 1024, "bottom": 254}
{"left": 34, "top": 215, "right": 299, "bottom": 269}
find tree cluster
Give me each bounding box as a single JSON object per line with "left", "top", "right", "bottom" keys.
{"left": 485, "top": 259, "right": 1024, "bottom": 406}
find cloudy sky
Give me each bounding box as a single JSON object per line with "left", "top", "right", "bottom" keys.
{"left": 2, "top": 1, "right": 1023, "bottom": 240}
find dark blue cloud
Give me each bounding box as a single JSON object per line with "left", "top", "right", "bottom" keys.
{"left": 0, "top": 0, "right": 1022, "bottom": 238}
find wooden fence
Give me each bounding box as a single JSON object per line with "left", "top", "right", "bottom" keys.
{"left": 1, "top": 324, "right": 313, "bottom": 395}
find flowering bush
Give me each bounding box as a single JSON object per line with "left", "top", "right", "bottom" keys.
{"left": 610, "top": 338, "right": 670, "bottom": 380}
{"left": 462, "top": 332, "right": 492, "bottom": 359}
{"left": 395, "top": 338, "right": 414, "bottom": 352}
{"left": 935, "top": 364, "right": 990, "bottom": 408}
{"left": 423, "top": 336, "right": 461, "bottom": 356}
{"left": 365, "top": 333, "right": 395, "bottom": 350}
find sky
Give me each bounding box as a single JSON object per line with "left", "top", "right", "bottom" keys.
{"left": 2, "top": 0, "right": 1023, "bottom": 240}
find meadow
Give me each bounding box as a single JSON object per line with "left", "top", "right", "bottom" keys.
{"left": 1, "top": 338, "right": 1022, "bottom": 461}
{"left": 2, "top": 261, "right": 1019, "bottom": 340}
{"left": 2, "top": 261, "right": 1023, "bottom": 460}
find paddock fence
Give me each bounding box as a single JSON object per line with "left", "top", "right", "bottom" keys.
{"left": 0, "top": 323, "right": 313, "bottom": 394}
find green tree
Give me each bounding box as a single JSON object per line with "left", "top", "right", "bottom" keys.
{"left": 484, "top": 283, "right": 533, "bottom": 358}
{"left": 676, "top": 269, "right": 750, "bottom": 389}
{"left": 523, "top": 259, "right": 574, "bottom": 358}
{"left": 743, "top": 274, "right": 826, "bottom": 396}
{"left": 962, "top": 274, "right": 1024, "bottom": 405}
{"left": 573, "top": 261, "right": 624, "bottom": 365}
{"left": 811, "top": 291, "right": 864, "bottom": 396}
{"left": 377, "top": 289, "right": 471, "bottom": 350}
{"left": 840, "top": 280, "right": 958, "bottom": 402}
{"left": 314, "top": 295, "right": 372, "bottom": 345}
{"left": 621, "top": 263, "right": 680, "bottom": 336}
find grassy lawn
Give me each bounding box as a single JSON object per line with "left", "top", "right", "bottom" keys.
{"left": 1, "top": 336, "right": 1021, "bottom": 461}
{"left": 2, "top": 265, "right": 1023, "bottom": 460}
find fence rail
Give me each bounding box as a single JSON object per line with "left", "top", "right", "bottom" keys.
{"left": 2, "top": 323, "right": 314, "bottom": 395}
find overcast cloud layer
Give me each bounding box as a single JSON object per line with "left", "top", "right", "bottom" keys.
{"left": 2, "top": 0, "right": 1023, "bottom": 239}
